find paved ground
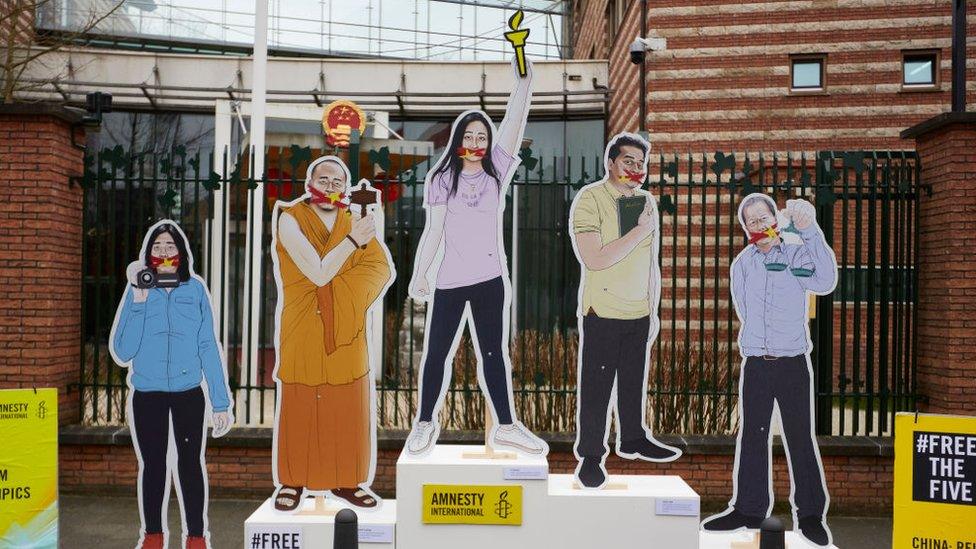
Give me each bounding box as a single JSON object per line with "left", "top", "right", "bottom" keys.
{"left": 60, "top": 495, "right": 892, "bottom": 548}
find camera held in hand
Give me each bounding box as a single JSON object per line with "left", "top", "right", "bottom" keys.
{"left": 134, "top": 268, "right": 179, "bottom": 289}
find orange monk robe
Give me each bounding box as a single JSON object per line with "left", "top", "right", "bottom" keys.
{"left": 273, "top": 201, "right": 392, "bottom": 491}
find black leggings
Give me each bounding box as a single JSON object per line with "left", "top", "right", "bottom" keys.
{"left": 418, "top": 276, "right": 514, "bottom": 424}
{"left": 132, "top": 387, "right": 207, "bottom": 537}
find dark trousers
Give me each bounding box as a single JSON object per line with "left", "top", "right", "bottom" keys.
{"left": 131, "top": 387, "right": 207, "bottom": 536}
{"left": 732, "top": 355, "right": 828, "bottom": 519}
{"left": 575, "top": 313, "right": 651, "bottom": 459}
{"left": 418, "top": 276, "right": 513, "bottom": 424}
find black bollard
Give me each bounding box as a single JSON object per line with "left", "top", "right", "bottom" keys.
{"left": 759, "top": 516, "right": 785, "bottom": 549}
{"left": 334, "top": 508, "right": 358, "bottom": 549}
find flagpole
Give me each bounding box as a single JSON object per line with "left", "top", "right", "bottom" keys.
{"left": 241, "top": 0, "right": 268, "bottom": 422}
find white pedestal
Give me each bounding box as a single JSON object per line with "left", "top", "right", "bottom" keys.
{"left": 396, "top": 444, "right": 700, "bottom": 549}
{"left": 700, "top": 531, "right": 839, "bottom": 549}
{"left": 244, "top": 497, "right": 397, "bottom": 548}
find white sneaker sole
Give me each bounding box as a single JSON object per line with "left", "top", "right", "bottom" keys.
{"left": 492, "top": 437, "right": 547, "bottom": 455}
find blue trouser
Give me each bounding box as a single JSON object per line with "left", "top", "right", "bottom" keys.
{"left": 132, "top": 386, "right": 207, "bottom": 536}
{"left": 418, "top": 276, "right": 513, "bottom": 424}
{"left": 733, "top": 354, "right": 828, "bottom": 519}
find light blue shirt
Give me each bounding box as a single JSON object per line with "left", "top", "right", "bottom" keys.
{"left": 731, "top": 226, "right": 837, "bottom": 358}
{"left": 112, "top": 277, "right": 231, "bottom": 412}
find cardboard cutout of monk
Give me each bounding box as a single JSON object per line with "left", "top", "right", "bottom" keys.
{"left": 269, "top": 155, "right": 394, "bottom": 513}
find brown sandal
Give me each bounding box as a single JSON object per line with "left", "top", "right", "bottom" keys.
{"left": 274, "top": 485, "right": 304, "bottom": 512}
{"left": 331, "top": 487, "right": 379, "bottom": 508}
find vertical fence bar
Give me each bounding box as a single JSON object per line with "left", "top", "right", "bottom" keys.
{"left": 839, "top": 153, "right": 849, "bottom": 436}
{"left": 851, "top": 153, "right": 862, "bottom": 434}
{"left": 711, "top": 153, "right": 720, "bottom": 432}
{"left": 879, "top": 153, "right": 891, "bottom": 433}
{"left": 866, "top": 154, "right": 877, "bottom": 435}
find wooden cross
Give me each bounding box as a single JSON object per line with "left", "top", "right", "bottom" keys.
{"left": 348, "top": 179, "right": 381, "bottom": 249}
{"left": 348, "top": 179, "right": 381, "bottom": 218}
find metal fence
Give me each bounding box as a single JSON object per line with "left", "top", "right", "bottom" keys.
{"left": 77, "top": 144, "right": 921, "bottom": 436}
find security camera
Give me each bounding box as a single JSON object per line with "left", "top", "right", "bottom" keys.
{"left": 629, "top": 40, "right": 646, "bottom": 65}
{"left": 82, "top": 91, "right": 113, "bottom": 127}
{"left": 629, "top": 36, "right": 668, "bottom": 65}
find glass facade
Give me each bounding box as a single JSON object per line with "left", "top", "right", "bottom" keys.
{"left": 90, "top": 111, "right": 604, "bottom": 169}
{"left": 39, "top": 0, "right": 567, "bottom": 60}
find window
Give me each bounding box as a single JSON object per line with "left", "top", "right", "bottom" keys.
{"left": 607, "top": 0, "right": 618, "bottom": 34}
{"left": 902, "top": 50, "right": 939, "bottom": 89}
{"left": 790, "top": 54, "right": 826, "bottom": 92}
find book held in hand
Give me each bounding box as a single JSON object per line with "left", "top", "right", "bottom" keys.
{"left": 618, "top": 195, "right": 647, "bottom": 236}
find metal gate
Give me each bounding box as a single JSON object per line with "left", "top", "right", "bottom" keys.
{"left": 76, "top": 145, "right": 920, "bottom": 436}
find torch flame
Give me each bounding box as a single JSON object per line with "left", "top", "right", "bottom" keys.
{"left": 508, "top": 10, "right": 523, "bottom": 31}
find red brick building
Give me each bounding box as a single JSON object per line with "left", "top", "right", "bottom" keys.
{"left": 573, "top": 0, "right": 976, "bottom": 151}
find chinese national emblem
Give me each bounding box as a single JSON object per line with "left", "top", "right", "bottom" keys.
{"left": 322, "top": 100, "right": 366, "bottom": 148}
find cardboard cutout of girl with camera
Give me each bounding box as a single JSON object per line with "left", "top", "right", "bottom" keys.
{"left": 110, "top": 220, "right": 233, "bottom": 549}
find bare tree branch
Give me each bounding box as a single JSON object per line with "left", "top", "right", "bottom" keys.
{"left": 1, "top": 0, "right": 125, "bottom": 103}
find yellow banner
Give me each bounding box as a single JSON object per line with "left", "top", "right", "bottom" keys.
{"left": 0, "top": 388, "right": 58, "bottom": 548}
{"left": 422, "top": 484, "right": 522, "bottom": 525}
{"left": 893, "top": 412, "right": 976, "bottom": 549}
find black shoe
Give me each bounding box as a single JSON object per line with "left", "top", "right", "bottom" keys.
{"left": 798, "top": 516, "right": 831, "bottom": 547}
{"left": 575, "top": 457, "right": 607, "bottom": 489}
{"left": 617, "top": 437, "right": 682, "bottom": 462}
{"left": 700, "top": 508, "right": 765, "bottom": 532}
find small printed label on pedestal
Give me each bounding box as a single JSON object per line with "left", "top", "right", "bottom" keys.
{"left": 359, "top": 524, "right": 395, "bottom": 543}
{"left": 654, "top": 498, "right": 699, "bottom": 517}
{"left": 503, "top": 466, "right": 548, "bottom": 480}
{"left": 244, "top": 526, "right": 304, "bottom": 549}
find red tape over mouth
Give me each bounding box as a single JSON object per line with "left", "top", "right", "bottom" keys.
{"left": 308, "top": 186, "right": 348, "bottom": 208}
{"left": 621, "top": 170, "right": 646, "bottom": 183}
{"left": 748, "top": 224, "right": 779, "bottom": 244}
{"left": 457, "top": 147, "right": 486, "bottom": 158}
{"left": 149, "top": 255, "right": 180, "bottom": 269}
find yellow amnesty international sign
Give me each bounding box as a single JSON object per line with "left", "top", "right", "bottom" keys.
{"left": 422, "top": 484, "right": 522, "bottom": 525}
{"left": 893, "top": 412, "right": 976, "bottom": 549}
{"left": 0, "top": 388, "right": 58, "bottom": 548}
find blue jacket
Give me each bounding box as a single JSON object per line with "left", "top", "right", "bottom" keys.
{"left": 112, "top": 277, "right": 231, "bottom": 412}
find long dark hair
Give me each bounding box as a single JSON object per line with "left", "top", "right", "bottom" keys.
{"left": 143, "top": 223, "right": 191, "bottom": 283}
{"left": 432, "top": 111, "right": 501, "bottom": 197}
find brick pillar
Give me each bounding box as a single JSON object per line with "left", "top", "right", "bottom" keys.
{"left": 0, "top": 105, "right": 85, "bottom": 425}
{"left": 902, "top": 112, "right": 976, "bottom": 415}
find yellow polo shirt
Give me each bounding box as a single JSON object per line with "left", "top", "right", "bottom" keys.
{"left": 570, "top": 180, "right": 656, "bottom": 320}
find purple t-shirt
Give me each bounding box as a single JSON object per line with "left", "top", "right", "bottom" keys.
{"left": 424, "top": 146, "right": 518, "bottom": 289}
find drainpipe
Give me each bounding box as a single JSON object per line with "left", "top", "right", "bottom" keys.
{"left": 951, "top": 0, "right": 966, "bottom": 112}
{"left": 640, "top": 0, "right": 648, "bottom": 135}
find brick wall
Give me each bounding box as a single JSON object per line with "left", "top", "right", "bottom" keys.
{"left": 905, "top": 113, "right": 976, "bottom": 414}
{"left": 0, "top": 105, "right": 85, "bottom": 424}
{"left": 59, "top": 430, "right": 892, "bottom": 514}
{"left": 574, "top": 0, "right": 976, "bottom": 152}
{"left": 573, "top": 0, "right": 611, "bottom": 63}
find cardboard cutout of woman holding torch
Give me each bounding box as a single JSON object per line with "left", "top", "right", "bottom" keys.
{"left": 405, "top": 14, "right": 547, "bottom": 457}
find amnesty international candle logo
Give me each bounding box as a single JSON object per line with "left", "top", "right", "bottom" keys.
{"left": 494, "top": 490, "right": 513, "bottom": 519}
{"left": 0, "top": 388, "right": 58, "bottom": 548}
{"left": 422, "top": 485, "right": 523, "bottom": 525}
{"left": 893, "top": 413, "right": 976, "bottom": 549}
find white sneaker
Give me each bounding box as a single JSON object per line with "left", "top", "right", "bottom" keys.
{"left": 491, "top": 422, "right": 549, "bottom": 456}
{"left": 406, "top": 420, "right": 439, "bottom": 456}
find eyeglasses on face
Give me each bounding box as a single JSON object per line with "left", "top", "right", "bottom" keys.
{"left": 314, "top": 177, "right": 345, "bottom": 190}
{"left": 151, "top": 243, "right": 178, "bottom": 256}
{"left": 745, "top": 215, "right": 776, "bottom": 231}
